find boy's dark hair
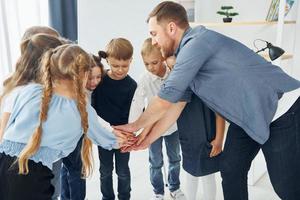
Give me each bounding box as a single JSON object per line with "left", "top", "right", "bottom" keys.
{"left": 147, "top": 1, "right": 189, "bottom": 29}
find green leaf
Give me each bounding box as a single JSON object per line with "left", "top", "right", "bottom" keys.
{"left": 228, "top": 12, "right": 239, "bottom": 16}
{"left": 217, "top": 11, "right": 226, "bottom": 16}
{"left": 221, "top": 6, "right": 233, "bottom": 10}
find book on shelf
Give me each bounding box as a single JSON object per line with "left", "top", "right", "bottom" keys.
{"left": 266, "top": 0, "right": 280, "bottom": 21}
{"left": 266, "top": 0, "right": 295, "bottom": 21}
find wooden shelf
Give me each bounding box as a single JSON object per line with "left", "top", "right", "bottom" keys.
{"left": 259, "top": 53, "right": 293, "bottom": 61}
{"left": 190, "top": 20, "right": 296, "bottom": 27}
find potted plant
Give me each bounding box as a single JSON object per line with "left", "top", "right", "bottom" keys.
{"left": 217, "top": 6, "right": 239, "bottom": 23}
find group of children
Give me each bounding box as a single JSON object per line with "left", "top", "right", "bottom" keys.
{"left": 0, "top": 26, "right": 226, "bottom": 200}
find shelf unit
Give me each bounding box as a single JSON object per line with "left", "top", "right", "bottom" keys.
{"left": 190, "top": 20, "right": 296, "bottom": 27}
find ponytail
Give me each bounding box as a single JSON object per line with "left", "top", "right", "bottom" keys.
{"left": 73, "top": 54, "right": 93, "bottom": 177}
{"left": 18, "top": 50, "right": 54, "bottom": 174}
{"left": 98, "top": 50, "right": 108, "bottom": 61}
{"left": 81, "top": 136, "right": 93, "bottom": 177}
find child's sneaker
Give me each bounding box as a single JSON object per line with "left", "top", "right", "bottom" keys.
{"left": 170, "top": 189, "right": 186, "bottom": 200}
{"left": 150, "top": 194, "right": 164, "bottom": 200}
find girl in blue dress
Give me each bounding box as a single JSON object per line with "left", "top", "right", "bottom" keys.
{"left": 0, "top": 44, "right": 131, "bottom": 200}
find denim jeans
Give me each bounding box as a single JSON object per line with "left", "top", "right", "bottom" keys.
{"left": 98, "top": 147, "right": 131, "bottom": 200}
{"left": 221, "top": 98, "right": 300, "bottom": 200}
{"left": 61, "top": 138, "right": 86, "bottom": 200}
{"left": 51, "top": 159, "right": 62, "bottom": 200}
{"left": 149, "top": 131, "right": 181, "bottom": 195}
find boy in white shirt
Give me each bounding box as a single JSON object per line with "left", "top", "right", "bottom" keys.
{"left": 129, "top": 38, "right": 186, "bottom": 200}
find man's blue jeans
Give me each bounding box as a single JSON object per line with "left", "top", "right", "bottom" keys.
{"left": 149, "top": 131, "right": 181, "bottom": 195}
{"left": 221, "top": 98, "right": 300, "bottom": 200}
{"left": 98, "top": 147, "right": 131, "bottom": 200}
{"left": 60, "top": 138, "right": 86, "bottom": 200}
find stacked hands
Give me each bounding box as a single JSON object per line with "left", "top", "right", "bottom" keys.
{"left": 112, "top": 123, "right": 223, "bottom": 157}
{"left": 112, "top": 123, "right": 151, "bottom": 153}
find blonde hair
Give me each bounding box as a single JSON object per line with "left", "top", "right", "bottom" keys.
{"left": 0, "top": 34, "right": 62, "bottom": 105}
{"left": 141, "top": 38, "right": 162, "bottom": 57}
{"left": 18, "top": 44, "right": 95, "bottom": 177}
{"left": 99, "top": 38, "right": 133, "bottom": 60}
{"left": 22, "top": 26, "right": 60, "bottom": 41}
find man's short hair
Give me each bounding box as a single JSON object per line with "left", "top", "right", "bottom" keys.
{"left": 147, "top": 1, "right": 189, "bottom": 29}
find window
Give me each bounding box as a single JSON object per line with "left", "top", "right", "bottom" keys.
{"left": 0, "top": 0, "right": 49, "bottom": 90}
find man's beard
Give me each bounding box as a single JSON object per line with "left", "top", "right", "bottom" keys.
{"left": 160, "top": 39, "right": 175, "bottom": 59}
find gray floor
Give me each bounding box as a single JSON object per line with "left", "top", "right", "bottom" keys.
{"left": 86, "top": 145, "right": 280, "bottom": 200}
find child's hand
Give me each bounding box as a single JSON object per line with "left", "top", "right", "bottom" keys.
{"left": 165, "top": 56, "right": 176, "bottom": 69}
{"left": 113, "top": 129, "right": 136, "bottom": 148}
{"left": 120, "top": 130, "right": 150, "bottom": 152}
{"left": 120, "top": 131, "right": 148, "bottom": 152}
{"left": 120, "top": 144, "right": 135, "bottom": 152}
{"left": 121, "top": 135, "right": 151, "bottom": 152}
{"left": 210, "top": 138, "right": 223, "bottom": 157}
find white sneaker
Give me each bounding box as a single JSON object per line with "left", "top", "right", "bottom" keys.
{"left": 150, "top": 194, "right": 164, "bottom": 200}
{"left": 170, "top": 189, "right": 186, "bottom": 200}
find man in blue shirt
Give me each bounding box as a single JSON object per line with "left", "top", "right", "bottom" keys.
{"left": 115, "top": 1, "right": 300, "bottom": 200}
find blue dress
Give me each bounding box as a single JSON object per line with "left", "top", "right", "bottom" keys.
{"left": 0, "top": 83, "right": 118, "bottom": 169}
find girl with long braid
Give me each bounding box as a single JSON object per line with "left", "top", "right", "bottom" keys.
{"left": 60, "top": 54, "right": 105, "bottom": 200}
{"left": 0, "top": 33, "right": 63, "bottom": 200}
{"left": 0, "top": 44, "right": 131, "bottom": 200}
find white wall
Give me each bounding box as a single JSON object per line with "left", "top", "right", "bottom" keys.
{"left": 78, "top": 0, "right": 299, "bottom": 80}
{"left": 292, "top": 1, "right": 300, "bottom": 78}
{"left": 78, "top": 0, "right": 162, "bottom": 80}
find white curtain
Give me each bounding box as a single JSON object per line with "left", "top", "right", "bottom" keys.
{"left": 0, "top": 0, "right": 49, "bottom": 91}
